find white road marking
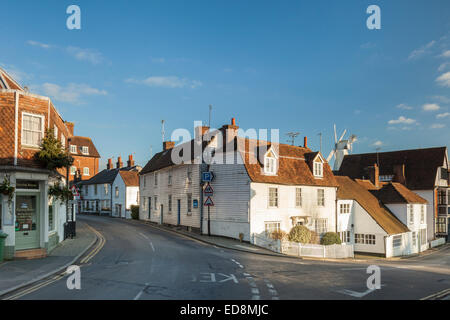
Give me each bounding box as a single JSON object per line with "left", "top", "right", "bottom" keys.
{"left": 134, "top": 283, "right": 149, "bottom": 300}
{"left": 251, "top": 288, "right": 260, "bottom": 295}
{"left": 252, "top": 295, "right": 260, "bottom": 300}
{"left": 139, "top": 232, "right": 155, "bottom": 251}
{"left": 337, "top": 285, "right": 385, "bottom": 298}
{"left": 149, "top": 242, "right": 155, "bottom": 252}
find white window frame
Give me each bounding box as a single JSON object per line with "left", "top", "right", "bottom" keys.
{"left": 340, "top": 203, "right": 350, "bottom": 214}
{"left": 21, "top": 112, "right": 45, "bottom": 148}
{"left": 61, "top": 133, "right": 66, "bottom": 149}
{"left": 104, "top": 184, "right": 109, "bottom": 195}
{"left": 70, "top": 166, "right": 76, "bottom": 175}
{"left": 317, "top": 189, "right": 325, "bottom": 206}
{"left": 187, "top": 194, "right": 192, "bottom": 213}
{"left": 82, "top": 146, "right": 89, "bottom": 155}
{"left": 168, "top": 195, "right": 172, "bottom": 212}
{"left": 314, "top": 218, "right": 328, "bottom": 235}
{"left": 264, "top": 156, "right": 277, "bottom": 175}
{"left": 268, "top": 187, "right": 278, "bottom": 208}
{"left": 187, "top": 168, "right": 192, "bottom": 184}
{"left": 83, "top": 167, "right": 89, "bottom": 176}
{"left": 264, "top": 221, "right": 281, "bottom": 236}
{"left": 420, "top": 205, "right": 425, "bottom": 224}
{"left": 115, "top": 186, "right": 119, "bottom": 198}
{"left": 54, "top": 125, "right": 58, "bottom": 139}
{"left": 393, "top": 235, "right": 402, "bottom": 248}
{"left": 408, "top": 204, "right": 414, "bottom": 224}
{"left": 70, "top": 145, "right": 77, "bottom": 154}
{"left": 314, "top": 162, "right": 323, "bottom": 177}
{"left": 295, "top": 188, "right": 302, "bottom": 207}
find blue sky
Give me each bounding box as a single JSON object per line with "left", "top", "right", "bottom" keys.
{"left": 1, "top": 0, "right": 450, "bottom": 169}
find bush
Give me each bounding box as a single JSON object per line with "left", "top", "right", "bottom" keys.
{"left": 270, "top": 230, "right": 288, "bottom": 241}
{"left": 288, "top": 225, "right": 312, "bottom": 244}
{"left": 130, "top": 205, "right": 139, "bottom": 220}
{"left": 320, "top": 232, "right": 342, "bottom": 245}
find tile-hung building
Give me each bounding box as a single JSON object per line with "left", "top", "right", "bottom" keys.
{"left": 338, "top": 147, "right": 449, "bottom": 242}
{"left": 66, "top": 124, "right": 101, "bottom": 183}
{"left": 139, "top": 119, "right": 339, "bottom": 243}
{"left": 0, "top": 67, "right": 72, "bottom": 259}
{"left": 78, "top": 156, "right": 140, "bottom": 218}
{"left": 336, "top": 176, "right": 427, "bottom": 257}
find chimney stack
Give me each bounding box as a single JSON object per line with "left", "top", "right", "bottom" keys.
{"left": 194, "top": 126, "right": 210, "bottom": 141}
{"left": 368, "top": 163, "right": 380, "bottom": 188}
{"left": 107, "top": 158, "right": 113, "bottom": 170}
{"left": 221, "top": 117, "right": 239, "bottom": 151}
{"left": 163, "top": 141, "right": 175, "bottom": 151}
{"left": 116, "top": 156, "right": 123, "bottom": 169}
{"left": 393, "top": 164, "right": 406, "bottom": 184}
{"left": 127, "top": 154, "right": 135, "bottom": 167}
{"left": 304, "top": 136, "right": 308, "bottom": 148}
{"left": 65, "top": 122, "right": 75, "bottom": 136}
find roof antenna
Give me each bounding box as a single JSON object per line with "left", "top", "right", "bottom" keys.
{"left": 286, "top": 132, "right": 300, "bottom": 146}
{"left": 375, "top": 146, "right": 381, "bottom": 167}
{"left": 161, "top": 120, "right": 165, "bottom": 143}
{"left": 208, "top": 104, "right": 212, "bottom": 127}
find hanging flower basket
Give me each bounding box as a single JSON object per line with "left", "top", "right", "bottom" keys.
{"left": 0, "top": 177, "right": 15, "bottom": 203}
{"left": 49, "top": 183, "right": 74, "bottom": 202}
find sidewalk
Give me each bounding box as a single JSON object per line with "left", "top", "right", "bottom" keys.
{"left": 133, "top": 220, "right": 287, "bottom": 258}
{"left": 0, "top": 220, "right": 97, "bottom": 297}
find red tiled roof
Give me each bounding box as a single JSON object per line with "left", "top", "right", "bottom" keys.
{"left": 336, "top": 176, "right": 410, "bottom": 235}
{"left": 70, "top": 136, "right": 100, "bottom": 158}
{"left": 0, "top": 67, "right": 24, "bottom": 90}
{"left": 119, "top": 171, "right": 139, "bottom": 187}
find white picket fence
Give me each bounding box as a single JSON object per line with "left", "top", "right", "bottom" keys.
{"left": 252, "top": 234, "right": 354, "bottom": 259}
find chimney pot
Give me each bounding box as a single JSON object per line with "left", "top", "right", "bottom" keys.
{"left": 127, "top": 154, "right": 135, "bottom": 167}
{"left": 231, "top": 118, "right": 236, "bottom": 126}
{"left": 107, "top": 158, "right": 113, "bottom": 170}
{"left": 163, "top": 141, "right": 175, "bottom": 151}
{"left": 304, "top": 136, "right": 308, "bottom": 148}
{"left": 116, "top": 156, "right": 123, "bottom": 169}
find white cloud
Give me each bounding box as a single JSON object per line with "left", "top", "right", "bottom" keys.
{"left": 430, "top": 123, "right": 445, "bottom": 129}
{"left": 440, "top": 50, "right": 450, "bottom": 58}
{"left": 408, "top": 40, "right": 436, "bottom": 60}
{"left": 27, "top": 40, "right": 52, "bottom": 49}
{"left": 436, "top": 72, "right": 450, "bottom": 87}
{"left": 438, "top": 62, "right": 450, "bottom": 72}
{"left": 372, "top": 140, "right": 383, "bottom": 147}
{"left": 33, "top": 83, "right": 107, "bottom": 104}
{"left": 66, "top": 46, "right": 104, "bottom": 65}
{"left": 388, "top": 116, "right": 417, "bottom": 125}
{"left": 436, "top": 112, "right": 450, "bottom": 119}
{"left": 422, "top": 103, "right": 441, "bottom": 111}
{"left": 396, "top": 103, "right": 413, "bottom": 110}
{"left": 125, "top": 76, "right": 202, "bottom": 89}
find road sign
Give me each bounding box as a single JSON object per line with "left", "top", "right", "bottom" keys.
{"left": 204, "top": 196, "right": 214, "bottom": 206}
{"left": 203, "top": 183, "right": 214, "bottom": 196}
{"left": 71, "top": 185, "right": 79, "bottom": 197}
{"left": 202, "top": 171, "right": 215, "bottom": 182}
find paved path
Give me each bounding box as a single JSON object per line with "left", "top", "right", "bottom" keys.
{"left": 0, "top": 220, "right": 96, "bottom": 296}
{"left": 5, "top": 215, "right": 449, "bottom": 300}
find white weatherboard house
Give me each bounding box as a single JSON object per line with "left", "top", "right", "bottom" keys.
{"left": 78, "top": 156, "right": 140, "bottom": 219}
{"left": 338, "top": 147, "right": 449, "bottom": 242}
{"left": 139, "top": 119, "right": 339, "bottom": 243}
{"left": 336, "top": 175, "right": 428, "bottom": 257}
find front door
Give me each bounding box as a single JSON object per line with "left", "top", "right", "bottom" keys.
{"left": 15, "top": 194, "right": 40, "bottom": 250}
{"left": 177, "top": 199, "right": 181, "bottom": 225}
{"left": 148, "top": 197, "right": 152, "bottom": 220}
{"left": 160, "top": 204, "right": 163, "bottom": 224}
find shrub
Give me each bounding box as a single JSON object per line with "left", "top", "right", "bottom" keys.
{"left": 320, "top": 232, "right": 342, "bottom": 245}
{"left": 131, "top": 205, "right": 139, "bottom": 220}
{"left": 288, "top": 225, "right": 312, "bottom": 244}
{"left": 270, "top": 230, "right": 288, "bottom": 241}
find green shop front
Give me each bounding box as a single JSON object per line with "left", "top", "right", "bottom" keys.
{"left": 0, "top": 170, "right": 65, "bottom": 260}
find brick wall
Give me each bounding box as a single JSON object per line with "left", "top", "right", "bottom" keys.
{"left": 70, "top": 155, "right": 99, "bottom": 181}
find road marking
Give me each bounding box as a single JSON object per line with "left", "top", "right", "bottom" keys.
{"left": 231, "top": 258, "right": 244, "bottom": 269}
{"left": 139, "top": 232, "right": 155, "bottom": 252}
{"left": 337, "top": 285, "right": 385, "bottom": 298}
{"left": 4, "top": 223, "right": 105, "bottom": 300}
{"left": 134, "top": 283, "right": 150, "bottom": 301}
{"left": 263, "top": 279, "right": 279, "bottom": 300}
{"left": 251, "top": 288, "right": 260, "bottom": 295}
{"left": 421, "top": 288, "right": 450, "bottom": 300}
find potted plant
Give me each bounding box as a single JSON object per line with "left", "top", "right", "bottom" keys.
{"left": 0, "top": 177, "right": 15, "bottom": 203}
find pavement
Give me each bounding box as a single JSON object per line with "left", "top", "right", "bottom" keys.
{"left": 3, "top": 214, "right": 448, "bottom": 300}
{"left": 0, "top": 220, "right": 97, "bottom": 297}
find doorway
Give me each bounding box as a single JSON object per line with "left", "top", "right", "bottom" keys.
{"left": 160, "top": 204, "right": 163, "bottom": 224}
{"left": 15, "top": 194, "right": 40, "bottom": 250}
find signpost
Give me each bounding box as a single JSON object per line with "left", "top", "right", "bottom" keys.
{"left": 202, "top": 177, "right": 215, "bottom": 236}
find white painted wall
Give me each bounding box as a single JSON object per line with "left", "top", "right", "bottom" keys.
{"left": 415, "top": 190, "right": 435, "bottom": 240}
{"left": 250, "top": 183, "right": 337, "bottom": 241}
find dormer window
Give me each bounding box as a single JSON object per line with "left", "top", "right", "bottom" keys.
{"left": 82, "top": 146, "right": 89, "bottom": 155}
{"left": 264, "top": 149, "right": 277, "bottom": 175}
{"left": 314, "top": 162, "right": 323, "bottom": 177}
{"left": 70, "top": 145, "right": 77, "bottom": 154}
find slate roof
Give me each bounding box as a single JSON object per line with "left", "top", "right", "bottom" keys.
{"left": 337, "top": 147, "right": 448, "bottom": 190}
{"left": 70, "top": 136, "right": 101, "bottom": 158}
{"left": 79, "top": 166, "right": 138, "bottom": 186}
{"left": 336, "top": 176, "right": 410, "bottom": 235}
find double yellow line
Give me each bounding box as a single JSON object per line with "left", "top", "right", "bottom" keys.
{"left": 3, "top": 224, "right": 105, "bottom": 300}
{"left": 421, "top": 288, "right": 450, "bottom": 300}
{"left": 80, "top": 225, "right": 106, "bottom": 264}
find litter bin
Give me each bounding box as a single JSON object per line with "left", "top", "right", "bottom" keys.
{"left": 0, "top": 231, "right": 8, "bottom": 262}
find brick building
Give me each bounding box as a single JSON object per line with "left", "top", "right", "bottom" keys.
{"left": 0, "top": 67, "right": 73, "bottom": 259}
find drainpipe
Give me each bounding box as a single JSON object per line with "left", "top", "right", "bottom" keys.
{"left": 14, "top": 91, "right": 19, "bottom": 166}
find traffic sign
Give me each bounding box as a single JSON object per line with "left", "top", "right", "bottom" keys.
{"left": 71, "top": 185, "right": 79, "bottom": 197}
{"left": 204, "top": 196, "right": 214, "bottom": 206}
{"left": 202, "top": 171, "right": 215, "bottom": 182}
{"left": 203, "top": 183, "right": 214, "bottom": 196}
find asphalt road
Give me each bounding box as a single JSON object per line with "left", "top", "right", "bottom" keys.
{"left": 12, "top": 215, "right": 450, "bottom": 300}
